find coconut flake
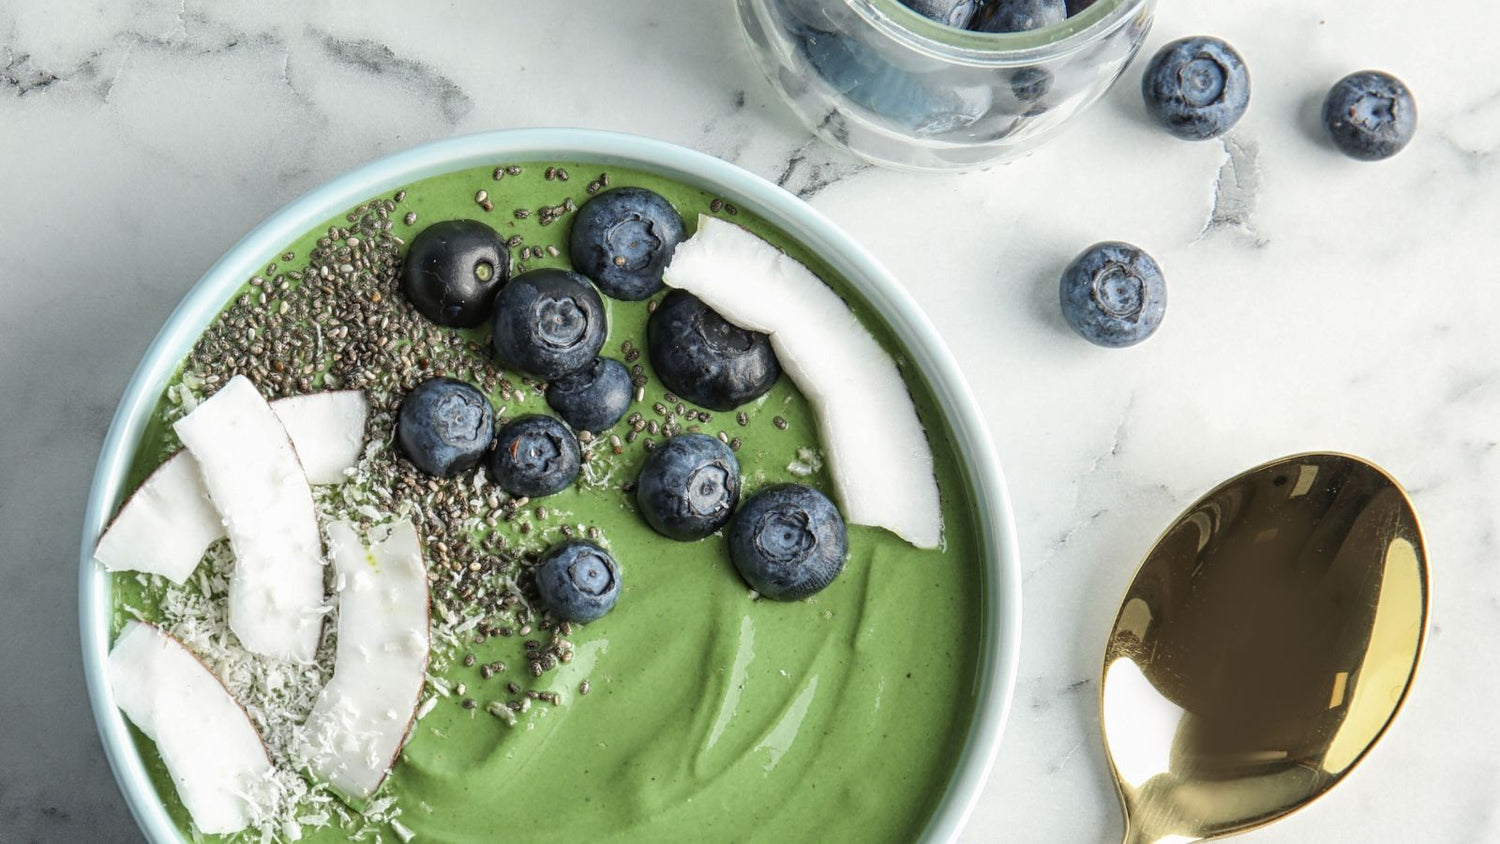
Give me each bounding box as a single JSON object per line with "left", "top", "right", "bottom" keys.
{"left": 94, "top": 451, "right": 225, "bottom": 584}
{"left": 108, "top": 621, "right": 274, "bottom": 834}
{"left": 664, "top": 216, "right": 943, "bottom": 548}
{"left": 272, "top": 391, "right": 370, "bottom": 485}
{"left": 174, "top": 375, "right": 326, "bottom": 662}
{"left": 96, "top": 391, "right": 370, "bottom": 585}
{"left": 300, "top": 520, "right": 430, "bottom": 802}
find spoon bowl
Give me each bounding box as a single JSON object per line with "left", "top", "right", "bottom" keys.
{"left": 1100, "top": 452, "right": 1428, "bottom": 843}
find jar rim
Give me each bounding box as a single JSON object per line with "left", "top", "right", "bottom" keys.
{"left": 855, "top": 0, "right": 1147, "bottom": 64}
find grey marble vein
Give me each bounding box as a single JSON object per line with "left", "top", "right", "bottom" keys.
{"left": 1200, "top": 134, "right": 1262, "bottom": 244}
{"left": 311, "top": 29, "right": 471, "bottom": 124}
{"left": 774, "top": 137, "right": 872, "bottom": 199}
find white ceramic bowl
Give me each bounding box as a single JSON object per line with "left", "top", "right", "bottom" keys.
{"left": 78, "top": 128, "right": 1022, "bottom": 843}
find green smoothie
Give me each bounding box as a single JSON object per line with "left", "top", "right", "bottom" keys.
{"left": 111, "top": 162, "right": 986, "bottom": 842}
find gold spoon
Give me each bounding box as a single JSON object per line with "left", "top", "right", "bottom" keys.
{"left": 1100, "top": 452, "right": 1429, "bottom": 843}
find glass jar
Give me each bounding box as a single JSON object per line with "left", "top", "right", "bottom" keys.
{"left": 737, "top": 0, "right": 1157, "bottom": 172}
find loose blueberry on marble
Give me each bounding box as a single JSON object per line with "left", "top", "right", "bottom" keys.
{"left": 491, "top": 268, "right": 607, "bottom": 381}
{"left": 534, "top": 541, "right": 620, "bottom": 623}
{"left": 798, "top": 28, "right": 992, "bottom": 135}
{"left": 397, "top": 377, "right": 494, "bottom": 477}
{"left": 729, "top": 484, "right": 848, "bottom": 601}
{"left": 648, "top": 290, "right": 781, "bottom": 412}
{"left": 971, "top": 0, "right": 1067, "bottom": 32}
{"left": 1141, "top": 36, "right": 1250, "bottom": 141}
{"left": 489, "top": 414, "right": 581, "bottom": 497}
{"left": 1321, "top": 71, "right": 1417, "bottom": 162}
{"left": 899, "top": 0, "right": 982, "bottom": 28}
{"left": 399, "top": 219, "right": 510, "bottom": 328}
{"left": 545, "top": 357, "right": 633, "bottom": 434}
{"left": 1059, "top": 241, "right": 1166, "bottom": 348}
{"left": 636, "top": 433, "right": 741, "bottom": 541}
{"left": 569, "top": 187, "right": 686, "bottom": 301}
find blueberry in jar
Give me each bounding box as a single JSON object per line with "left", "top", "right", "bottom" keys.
{"left": 729, "top": 484, "right": 848, "bottom": 601}
{"left": 397, "top": 377, "right": 494, "bottom": 477}
{"left": 1141, "top": 36, "right": 1250, "bottom": 141}
{"left": 1321, "top": 71, "right": 1417, "bottom": 161}
{"left": 399, "top": 219, "right": 509, "bottom": 327}
{"left": 489, "top": 414, "right": 581, "bottom": 497}
{"left": 647, "top": 291, "right": 780, "bottom": 413}
{"left": 491, "top": 268, "right": 607, "bottom": 381}
{"left": 1058, "top": 241, "right": 1166, "bottom": 348}
{"left": 971, "top": 0, "right": 1067, "bottom": 32}
{"left": 1009, "top": 66, "right": 1053, "bottom": 103}
{"left": 636, "top": 434, "right": 741, "bottom": 541}
{"left": 534, "top": 541, "right": 621, "bottom": 623}
{"left": 797, "top": 28, "right": 992, "bottom": 135}
{"left": 898, "top": 0, "right": 983, "bottom": 28}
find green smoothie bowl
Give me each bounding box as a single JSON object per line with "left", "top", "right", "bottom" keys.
{"left": 80, "top": 129, "right": 1021, "bottom": 843}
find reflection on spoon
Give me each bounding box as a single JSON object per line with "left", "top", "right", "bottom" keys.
{"left": 1099, "top": 453, "right": 1429, "bottom": 843}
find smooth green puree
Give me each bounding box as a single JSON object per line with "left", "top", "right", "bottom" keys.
{"left": 112, "top": 163, "right": 985, "bottom": 843}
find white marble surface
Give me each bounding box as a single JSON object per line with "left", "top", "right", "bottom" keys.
{"left": 2, "top": 1, "right": 1496, "bottom": 841}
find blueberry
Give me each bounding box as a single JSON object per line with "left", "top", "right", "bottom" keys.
{"left": 489, "top": 415, "right": 581, "bottom": 497}
{"left": 798, "top": 29, "right": 991, "bottom": 135}
{"left": 399, "top": 220, "right": 509, "bottom": 328}
{"left": 569, "top": 188, "right": 686, "bottom": 301}
{"left": 545, "top": 357, "right": 633, "bottom": 434}
{"left": 534, "top": 541, "right": 620, "bottom": 623}
{"left": 1321, "top": 71, "right": 1417, "bottom": 162}
{"left": 728, "top": 484, "right": 848, "bottom": 601}
{"left": 1059, "top": 242, "right": 1166, "bottom": 348}
{"left": 636, "top": 434, "right": 741, "bottom": 541}
{"left": 1065, "top": 0, "right": 1096, "bottom": 14}
{"left": 490, "top": 268, "right": 607, "bottom": 381}
{"left": 1141, "top": 37, "right": 1250, "bottom": 141}
{"left": 397, "top": 377, "right": 494, "bottom": 477}
{"left": 971, "top": 0, "right": 1067, "bottom": 32}
{"left": 647, "top": 291, "right": 781, "bottom": 412}
{"left": 1010, "top": 66, "right": 1053, "bottom": 103}
{"left": 899, "top": 0, "right": 982, "bottom": 28}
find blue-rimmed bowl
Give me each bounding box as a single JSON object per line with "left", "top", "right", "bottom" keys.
{"left": 79, "top": 128, "right": 1021, "bottom": 843}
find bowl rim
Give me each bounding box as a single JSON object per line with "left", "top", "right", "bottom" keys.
{"left": 78, "top": 127, "right": 1022, "bottom": 843}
